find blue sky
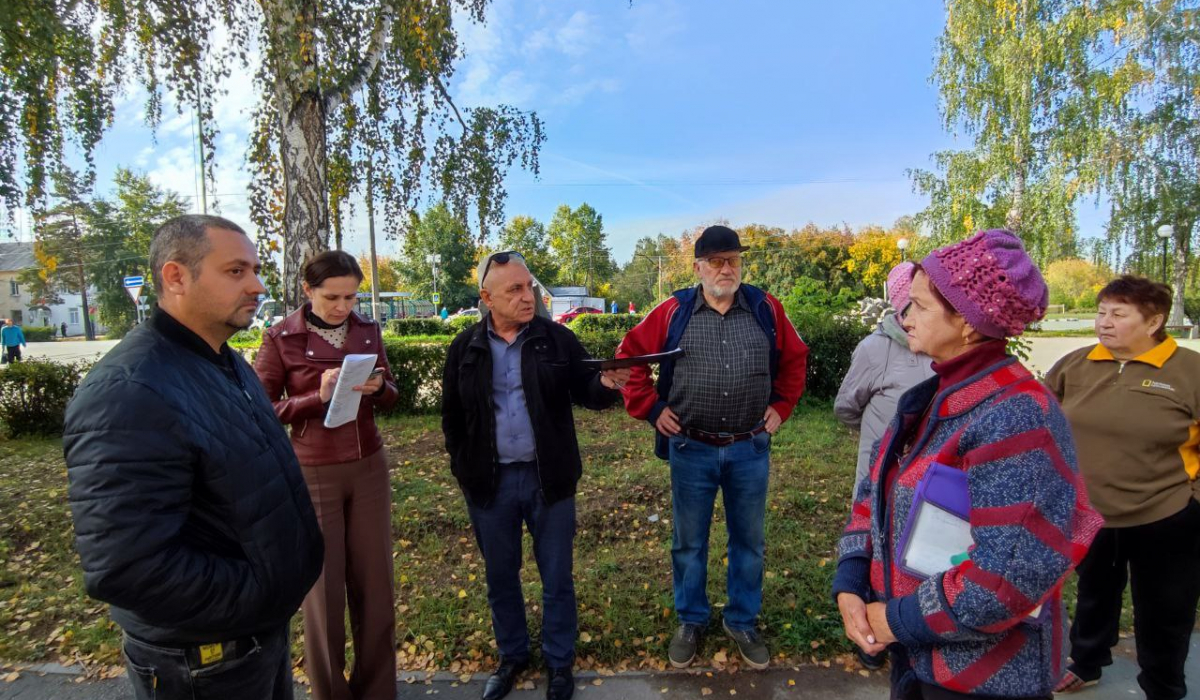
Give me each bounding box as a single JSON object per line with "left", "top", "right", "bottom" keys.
{"left": 8, "top": 0, "right": 1108, "bottom": 262}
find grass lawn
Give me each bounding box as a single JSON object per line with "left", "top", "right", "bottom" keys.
{"left": 0, "top": 399, "right": 1137, "bottom": 677}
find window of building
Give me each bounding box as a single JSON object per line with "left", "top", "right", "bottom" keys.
{"left": 69, "top": 308, "right": 80, "bottom": 325}
{"left": 8, "top": 280, "right": 17, "bottom": 297}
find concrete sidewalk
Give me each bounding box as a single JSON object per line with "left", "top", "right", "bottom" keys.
{"left": 1, "top": 633, "right": 1196, "bottom": 699}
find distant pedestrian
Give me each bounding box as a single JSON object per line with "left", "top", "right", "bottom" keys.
{"left": 2, "top": 318, "right": 26, "bottom": 363}
{"left": 629, "top": 301, "right": 636, "bottom": 314}
{"left": 61, "top": 321, "right": 67, "bottom": 338}
{"left": 611, "top": 300, "right": 618, "bottom": 314}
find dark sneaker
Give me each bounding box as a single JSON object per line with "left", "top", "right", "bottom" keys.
{"left": 856, "top": 647, "right": 887, "bottom": 671}
{"left": 668, "top": 623, "right": 704, "bottom": 668}
{"left": 722, "top": 619, "right": 769, "bottom": 669}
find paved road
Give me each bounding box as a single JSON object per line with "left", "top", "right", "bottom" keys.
{"left": 1, "top": 634, "right": 1197, "bottom": 699}
{"left": 10, "top": 341, "right": 120, "bottom": 365}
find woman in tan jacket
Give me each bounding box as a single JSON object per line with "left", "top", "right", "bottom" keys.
{"left": 255, "top": 251, "right": 399, "bottom": 700}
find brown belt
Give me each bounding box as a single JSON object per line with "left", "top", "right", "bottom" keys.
{"left": 681, "top": 425, "right": 767, "bottom": 447}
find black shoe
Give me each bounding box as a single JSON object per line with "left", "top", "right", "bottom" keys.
{"left": 482, "top": 658, "right": 529, "bottom": 700}
{"left": 546, "top": 666, "right": 574, "bottom": 700}
{"left": 668, "top": 623, "right": 704, "bottom": 668}
{"left": 856, "top": 647, "right": 887, "bottom": 671}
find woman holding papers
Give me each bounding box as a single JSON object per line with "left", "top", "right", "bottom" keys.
{"left": 255, "top": 251, "right": 399, "bottom": 700}
{"left": 1045, "top": 276, "right": 1200, "bottom": 700}
{"left": 831, "top": 230, "right": 1101, "bottom": 700}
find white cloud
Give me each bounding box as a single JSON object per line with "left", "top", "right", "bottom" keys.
{"left": 555, "top": 11, "right": 596, "bottom": 57}
{"left": 553, "top": 77, "right": 620, "bottom": 106}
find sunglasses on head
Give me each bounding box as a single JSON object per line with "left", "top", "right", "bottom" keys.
{"left": 481, "top": 250, "right": 525, "bottom": 287}
{"left": 699, "top": 254, "right": 742, "bottom": 270}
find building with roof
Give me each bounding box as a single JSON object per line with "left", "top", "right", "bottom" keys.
{"left": 0, "top": 241, "right": 104, "bottom": 337}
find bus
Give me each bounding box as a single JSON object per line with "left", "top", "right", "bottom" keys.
{"left": 251, "top": 292, "right": 436, "bottom": 329}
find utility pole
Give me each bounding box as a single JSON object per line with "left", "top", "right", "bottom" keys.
{"left": 366, "top": 160, "right": 381, "bottom": 322}
{"left": 426, "top": 253, "right": 442, "bottom": 313}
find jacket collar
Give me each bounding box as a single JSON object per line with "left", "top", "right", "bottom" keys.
{"left": 150, "top": 307, "right": 232, "bottom": 368}
{"left": 897, "top": 353, "right": 1028, "bottom": 420}
{"left": 1086, "top": 336, "right": 1177, "bottom": 368}
{"left": 468, "top": 314, "right": 549, "bottom": 350}
{"left": 279, "top": 302, "right": 375, "bottom": 336}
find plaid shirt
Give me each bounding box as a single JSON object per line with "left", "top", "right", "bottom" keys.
{"left": 668, "top": 287, "right": 771, "bottom": 433}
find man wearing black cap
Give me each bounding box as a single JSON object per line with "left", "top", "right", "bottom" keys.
{"left": 616, "top": 225, "right": 808, "bottom": 670}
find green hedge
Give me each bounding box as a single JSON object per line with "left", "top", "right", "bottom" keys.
{"left": 446, "top": 314, "right": 477, "bottom": 335}
{"left": 388, "top": 318, "right": 450, "bottom": 336}
{"left": 568, "top": 313, "right": 644, "bottom": 333}
{"left": 792, "top": 312, "right": 871, "bottom": 402}
{"left": 0, "top": 359, "right": 93, "bottom": 437}
{"left": 22, "top": 326, "right": 56, "bottom": 342}
{"left": 380, "top": 338, "right": 450, "bottom": 415}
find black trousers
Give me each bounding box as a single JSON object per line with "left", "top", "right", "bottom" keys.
{"left": 1068, "top": 498, "right": 1200, "bottom": 700}
{"left": 2, "top": 345, "right": 19, "bottom": 363}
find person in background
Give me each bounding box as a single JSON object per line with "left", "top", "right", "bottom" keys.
{"left": 833, "top": 261, "right": 933, "bottom": 670}
{"left": 61, "top": 321, "right": 68, "bottom": 338}
{"left": 1045, "top": 276, "right": 1200, "bottom": 700}
{"left": 63, "top": 214, "right": 323, "bottom": 700}
{"left": 833, "top": 230, "right": 1101, "bottom": 700}
{"left": 629, "top": 301, "right": 636, "bottom": 314}
{"left": 835, "top": 262, "right": 935, "bottom": 498}
{"left": 254, "top": 251, "right": 399, "bottom": 700}
{"left": 2, "top": 318, "right": 26, "bottom": 363}
{"left": 611, "top": 299, "right": 619, "bottom": 314}
{"left": 441, "top": 306, "right": 450, "bottom": 320}
{"left": 442, "top": 250, "right": 629, "bottom": 700}
{"left": 617, "top": 225, "right": 808, "bottom": 671}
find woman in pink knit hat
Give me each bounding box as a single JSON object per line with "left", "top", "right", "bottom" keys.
{"left": 833, "top": 230, "right": 1102, "bottom": 699}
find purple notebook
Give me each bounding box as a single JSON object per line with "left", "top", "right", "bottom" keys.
{"left": 897, "top": 462, "right": 974, "bottom": 579}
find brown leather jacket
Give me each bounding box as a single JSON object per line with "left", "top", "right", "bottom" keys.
{"left": 254, "top": 305, "right": 399, "bottom": 466}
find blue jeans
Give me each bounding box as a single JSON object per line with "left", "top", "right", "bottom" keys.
{"left": 467, "top": 462, "right": 577, "bottom": 668}
{"left": 668, "top": 431, "right": 771, "bottom": 631}
{"left": 121, "top": 625, "right": 293, "bottom": 700}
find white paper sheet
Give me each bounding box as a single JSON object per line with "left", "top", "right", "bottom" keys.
{"left": 323, "top": 354, "right": 378, "bottom": 429}
{"left": 901, "top": 501, "right": 974, "bottom": 579}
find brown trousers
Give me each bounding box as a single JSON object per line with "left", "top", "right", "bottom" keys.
{"left": 300, "top": 448, "right": 396, "bottom": 700}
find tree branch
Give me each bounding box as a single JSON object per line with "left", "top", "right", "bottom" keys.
{"left": 324, "top": 2, "right": 397, "bottom": 112}
{"left": 432, "top": 73, "right": 469, "bottom": 133}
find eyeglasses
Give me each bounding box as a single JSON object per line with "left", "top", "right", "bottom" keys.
{"left": 699, "top": 255, "right": 742, "bottom": 270}
{"left": 480, "top": 250, "right": 525, "bottom": 287}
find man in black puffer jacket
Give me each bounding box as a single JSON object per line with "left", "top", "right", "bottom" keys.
{"left": 63, "top": 215, "right": 323, "bottom": 700}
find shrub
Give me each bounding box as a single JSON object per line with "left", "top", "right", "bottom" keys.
{"left": 0, "top": 359, "right": 93, "bottom": 437}
{"left": 229, "top": 328, "right": 263, "bottom": 349}
{"left": 568, "top": 313, "right": 644, "bottom": 333}
{"left": 388, "top": 318, "right": 450, "bottom": 336}
{"left": 1184, "top": 296, "right": 1200, "bottom": 324}
{"left": 22, "top": 326, "right": 55, "bottom": 342}
{"left": 573, "top": 330, "right": 626, "bottom": 361}
{"left": 446, "top": 314, "right": 478, "bottom": 335}
{"left": 381, "top": 337, "right": 452, "bottom": 414}
{"left": 791, "top": 312, "right": 871, "bottom": 402}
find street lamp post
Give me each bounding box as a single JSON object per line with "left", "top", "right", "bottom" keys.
{"left": 425, "top": 253, "right": 442, "bottom": 314}
{"left": 897, "top": 237, "right": 910, "bottom": 262}
{"left": 1156, "top": 225, "right": 1174, "bottom": 283}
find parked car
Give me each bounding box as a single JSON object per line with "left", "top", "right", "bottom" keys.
{"left": 447, "top": 308, "right": 481, "bottom": 321}
{"left": 553, "top": 306, "right": 602, "bottom": 324}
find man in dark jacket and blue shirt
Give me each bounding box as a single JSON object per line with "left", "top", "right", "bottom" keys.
{"left": 442, "top": 251, "right": 629, "bottom": 700}
{"left": 63, "top": 215, "right": 323, "bottom": 700}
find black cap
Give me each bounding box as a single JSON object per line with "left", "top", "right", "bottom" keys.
{"left": 694, "top": 225, "right": 749, "bottom": 258}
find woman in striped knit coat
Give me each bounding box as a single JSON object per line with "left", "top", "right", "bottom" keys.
{"left": 832, "top": 230, "right": 1103, "bottom": 700}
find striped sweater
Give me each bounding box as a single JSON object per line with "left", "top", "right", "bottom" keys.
{"left": 832, "top": 353, "right": 1102, "bottom": 697}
